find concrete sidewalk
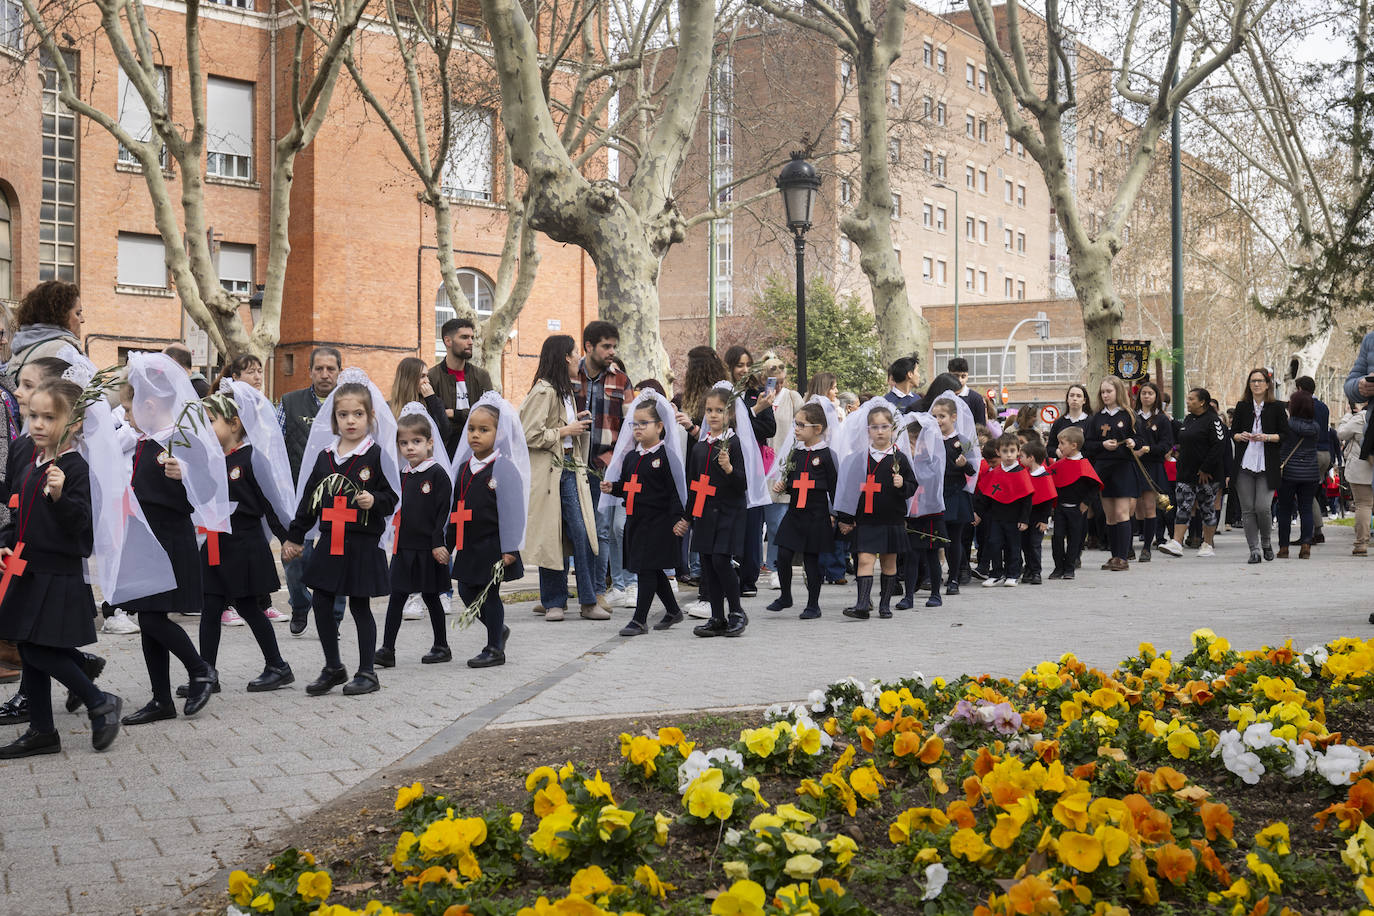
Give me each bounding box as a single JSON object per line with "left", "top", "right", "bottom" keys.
{"left": 1, "top": 525, "right": 1369, "bottom": 915}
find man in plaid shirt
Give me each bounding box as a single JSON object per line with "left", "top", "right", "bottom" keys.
{"left": 574, "top": 321, "right": 633, "bottom": 609}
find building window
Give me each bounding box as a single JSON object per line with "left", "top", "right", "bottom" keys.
{"left": 0, "top": 194, "right": 11, "bottom": 300}
{"left": 39, "top": 51, "right": 78, "bottom": 283}
{"left": 978, "top": 169, "right": 987, "bottom": 193}
{"left": 922, "top": 256, "right": 932, "bottom": 280}
{"left": 965, "top": 113, "right": 975, "bottom": 138}
{"left": 839, "top": 117, "right": 852, "bottom": 146}
{"left": 434, "top": 268, "right": 495, "bottom": 356}
{"left": 978, "top": 68, "right": 987, "bottom": 92}
{"left": 933, "top": 346, "right": 1013, "bottom": 384}
{"left": 1004, "top": 133, "right": 1012, "bottom": 153}
{"left": 1016, "top": 279, "right": 1026, "bottom": 300}
{"left": 888, "top": 80, "right": 901, "bottom": 105}
{"left": 888, "top": 138, "right": 901, "bottom": 163}
{"left": 978, "top": 269, "right": 987, "bottom": 293}
{"left": 1028, "top": 344, "right": 1083, "bottom": 383}
{"left": 935, "top": 102, "right": 946, "bottom": 125}
{"left": 1004, "top": 227, "right": 1013, "bottom": 250}
{"left": 1087, "top": 167, "right": 1095, "bottom": 189}
{"left": 922, "top": 202, "right": 933, "bottom": 228}
{"left": 935, "top": 154, "right": 946, "bottom": 178}
{"left": 1088, "top": 213, "right": 1097, "bottom": 233}
{"left": 978, "top": 219, "right": 988, "bottom": 243}
{"left": 1004, "top": 277, "right": 1013, "bottom": 297}
{"left": 206, "top": 76, "right": 253, "bottom": 180}
{"left": 935, "top": 206, "right": 946, "bottom": 231}
{"left": 922, "top": 149, "right": 933, "bottom": 172}
{"left": 936, "top": 48, "right": 947, "bottom": 73}
{"left": 1004, "top": 179, "right": 1013, "bottom": 202}
{"left": 1016, "top": 231, "right": 1026, "bottom": 253}
{"left": 117, "top": 232, "right": 167, "bottom": 289}
{"left": 715, "top": 217, "right": 733, "bottom": 315}
{"left": 443, "top": 105, "right": 494, "bottom": 200}
{"left": 966, "top": 62, "right": 975, "bottom": 87}
{"left": 964, "top": 265, "right": 974, "bottom": 290}
{"left": 118, "top": 65, "right": 169, "bottom": 167}
{"left": 218, "top": 242, "right": 253, "bottom": 296}
{"left": 964, "top": 215, "right": 975, "bottom": 241}
{"left": 839, "top": 238, "right": 851, "bottom": 264}
{"left": 965, "top": 164, "right": 975, "bottom": 189}
{"left": 934, "top": 258, "right": 947, "bottom": 284}
{"left": 978, "top": 119, "right": 987, "bottom": 142}
{"left": 1117, "top": 137, "right": 1125, "bottom": 156}
{"left": 206, "top": 0, "right": 254, "bottom": 6}
{"left": 923, "top": 96, "right": 932, "bottom": 118}
{"left": 1016, "top": 183, "right": 1026, "bottom": 206}
{"left": 1017, "top": 141, "right": 1025, "bottom": 157}
{"left": 923, "top": 40, "right": 933, "bottom": 66}
{"left": 840, "top": 60, "right": 852, "bottom": 87}
{"left": 1, "top": 0, "right": 21, "bottom": 52}
{"left": 839, "top": 178, "right": 852, "bottom": 206}
{"left": 890, "top": 192, "right": 901, "bottom": 219}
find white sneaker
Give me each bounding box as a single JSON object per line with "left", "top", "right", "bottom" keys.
{"left": 1002, "top": 578, "right": 1018, "bottom": 588}
{"left": 769, "top": 571, "right": 781, "bottom": 590}
{"left": 665, "top": 578, "right": 679, "bottom": 594}
{"left": 982, "top": 577, "right": 1003, "bottom": 588}
{"left": 103, "top": 609, "right": 140, "bottom": 635}
{"left": 263, "top": 607, "right": 289, "bottom": 622}
{"left": 685, "top": 600, "right": 712, "bottom": 619}
{"left": 401, "top": 593, "right": 425, "bottom": 620}
{"left": 221, "top": 608, "right": 246, "bottom": 627}
{"left": 440, "top": 593, "right": 453, "bottom": 615}
{"left": 1197, "top": 543, "right": 1216, "bottom": 557}
{"left": 603, "top": 587, "right": 626, "bottom": 607}
{"left": 1158, "top": 539, "right": 1184, "bottom": 557}
{"left": 616, "top": 586, "right": 638, "bottom": 608}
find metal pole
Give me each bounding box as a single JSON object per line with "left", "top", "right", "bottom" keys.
{"left": 952, "top": 187, "right": 960, "bottom": 357}
{"left": 1169, "top": 0, "right": 1184, "bottom": 410}
{"left": 998, "top": 316, "right": 1037, "bottom": 409}
{"left": 795, "top": 231, "right": 808, "bottom": 388}
{"left": 708, "top": 78, "right": 718, "bottom": 350}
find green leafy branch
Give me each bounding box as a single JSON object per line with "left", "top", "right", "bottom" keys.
{"left": 55, "top": 364, "right": 124, "bottom": 453}
{"left": 308, "top": 473, "right": 370, "bottom": 527}
{"left": 454, "top": 558, "right": 505, "bottom": 631}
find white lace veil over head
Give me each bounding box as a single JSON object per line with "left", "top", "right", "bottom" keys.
{"left": 900, "top": 410, "right": 947, "bottom": 517}
{"left": 397, "top": 401, "right": 456, "bottom": 483}
{"left": 604, "top": 390, "right": 687, "bottom": 507}
{"left": 930, "top": 392, "right": 979, "bottom": 494}
{"left": 697, "top": 380, "right": 770, "bottom": 509}
{"left": 765, "top": 394, "right": 842, "bottom": 490}
{"left": 833, "top": 396, "right": 909, "bottom": 516}
{"left": 452, "top": 391, "right": 529, "bottom": 552}
{"left": 217, "top": 377, "right": 297, "bottom": 528}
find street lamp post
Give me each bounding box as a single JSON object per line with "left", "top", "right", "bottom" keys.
{"left": 998, "top": 311, "right": 1050, "bottom": 408}
{"left": 1169, "top": 0, "right": 1185, "bottom": 409}
{"left": 776, "top": 152, "right": 821, "bottom": 388}
{"left": 933, "top": 182, "right": 959, "bottom": 356}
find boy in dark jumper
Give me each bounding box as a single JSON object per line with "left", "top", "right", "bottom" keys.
{"left": 973, "top": 433, "right": 1033, "bottom": 587}
{"left": 1048, "top": 427, "right": 1102, "bottom": 580}
{"left": 1018, "top": 439, "right": 1056, "bottom": 584}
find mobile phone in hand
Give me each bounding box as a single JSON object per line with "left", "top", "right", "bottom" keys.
{"left": 765, "top": 377, "right": 778, "bottom": 394}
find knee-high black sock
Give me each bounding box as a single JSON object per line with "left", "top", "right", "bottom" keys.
{"left": 1141, "top": 517, "right": 1156, "bottom": 549}
{"left": 313, "top": 590, "right": 343, "bottom": 668}
{"left": 20, "top": 643, "right": 102, "bottom": 731}
{"left": 422, "top": 594, "right": 447, "bottom": 648}
{"left": 925, "top": 549, "right": 942, "bottom": 596}
{"left": 140, "top": 614, "right": 208, "bottom": 703}
{"left": 349, "top": 596, "right": 376, "bottom": 673}
{"left": 480, "top": 593, "right": 505, "bottom": 650}
{"left": 879, "top": 572, "right": 896, "bottom": 611}
{"left": 236, "top": 598, "right": 285, "bottom": 667}
{"left": 702, "top": 556, "right": 726, "bottom": 621}
{"left": 198, "top": 596, "right": 225, "bottom": 667}
{"left": 381, "top": 592, "right": 408, "bottom": 651}
{"left": 1117, "top": 522, "right": 1132, "bottom": 559}
{"left": 802, "top": 553, "right": 822, "bottom": 608}
{"left": 655, "top": 571, "right": 681, "bottom": 616}
{"left": 710, "top": 554, "right": 743, "bottom": 617}
{"left": 776, "top": 547, "right": 795, "bottom": 604}
{"left": 853, "top": 574, "right": 874, "bottom": 610}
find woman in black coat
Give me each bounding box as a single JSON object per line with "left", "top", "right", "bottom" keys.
{"left": 1276, "top": 389, "right": 1322, "bottom": 558}
{"left": 1231, "top": 368, "right": 1291, "bottom": 564}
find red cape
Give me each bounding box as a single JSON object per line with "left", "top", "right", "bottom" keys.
{"left": 977, "top": 464, "right": 1035, "bottom": 504}
{"left": 1047, "top": 457, "right": 1103, "bottom": 490}
{"left": 1029, "top": 470, "right": 1058, "bottom": 505}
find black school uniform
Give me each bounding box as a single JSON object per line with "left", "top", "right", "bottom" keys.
{"left": 125, "top": 437, "right": 203, "bottom": 613}
{"left": 0, "top": 434, "right": 35, "bottom": 510}
{"left": 1084, "top": 408, "right": 1142, "bottom": 498}
{"left": 607, "top": 443, "right": 684, "bottom": 572}
{"left": 687, "top": 434, "right": 747, "bottom": 556}
{"left": 449, "top": 456, "right": 525, "bottom": 585}
{"left": 390, "top": 461, "right": 453, "bottom": 595}
{"left": 974, "top": 462, "right": 1034, "bottom": 578}
{"left": 941, "top": 436, "right": 976, "bottom": 525}
{"left": 774, "top": 446, "right": 838, "bottom": 555}
{"left": 203, "top": 445, "right": 286, "bottom": 605}
{"left": 1137, "top": 411, "right": 1173, "bottom": 493}
{"left": 0, "top": 451, "right": 97, "bottom": 647}
{"left": 839, "top": 449, "right": 918, "bottom": 555}
{"left": 288, "top": 440, "right": 399, "bottom": 598}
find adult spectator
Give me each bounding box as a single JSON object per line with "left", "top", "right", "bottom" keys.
{"left": 1338, "top": 400, "right": 1371, "bottom": 557}
{"left": 806, "top": 372, "right": 840, "bottom": 408}
{"left": 1232, "top": 367, "right": 1290, "bottom": 565}
{"left": 1160, "top": 388, "right": 1227, "bottom": 558}
{"left": 574, "top": 321, "right": 631, "bottom": 610}
{"left": 428, "top": 317, "right": 492, "bottom": 457}
{"left": 947, "top": 357, "right": 988, "bottom": 426}
{"left": 520, "top": 334, "right": 605, "bottom": 622}
{"left": 1294, "top": 376, "right": 1331, "bottom": 545}
{"left": 761, "top": 354, "right": 804, "bottom": 590}
{"left": 723, "top": 345, "right": 776, "bottom": 597}
{"left": 163, "top": 343, "right": 211, "bottom": 397}
{"left": 6, "top": 279, "right": 82, "bottom": 387}
{"left": 837, "top": 390, "right": 859, "bottom": 415}
{"left": 0, "top": 303, "right": 19, "bottom": 436}
{"left": 389, "top": 356, "right": 451, "bottom": 444}
{"left": 277, "top": 346, "right": 343, "bottom": 634}
{"left": 884, "top": 355, "right": 922, "bottom": 412}
{"left": 214, "top": 353, "right": 266, "bottom": 392}
{"left": 1344, "top": 330, "right": 1374, "bottom": 624}
{"left": 1276, "top": 388, "right": 1321, "bottom": 558}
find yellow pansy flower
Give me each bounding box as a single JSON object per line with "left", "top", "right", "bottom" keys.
{"left": 741, "top": 776, "right": 769, "bottom": 808}
{"left": 784, "top": 853, "right": 824, "bottom": 879}
{"left": 1247, "top": 853, "right": 1282, "bottom": 893}
{"left": 582, "top": 770, "right": 616, "bottom": 804}
{"left": 596, "top": 805, "right": 635, "bottom": 840}
{"left": 395, "top": 781, "right": 425, "bottom": 811}
{"left": 741, "top": 727, "right": 778, "bottom": 758}
{"left": 228, "top": 870, "right": 257, "bottom": 906}
{"left": 950, "top": 828, "right": 990, "bottom": 862}
{"left": 1256, "top": 822, "right": 1290, "bottom": 856}
{"left": 1057, "top": 831, "right": 1103, "bottom": 873}
{"left": 634, "top": 864, "right": 675, "bottom": 899}
{"left": 569, "top": 864, "right": 615, "bottom": 897}
{"left": 654, "top": 811, "right": 672, "bottom": 846}
{"left": 782, "top": 831, "right": 822, "bottom": 854}
{"left": 711, "top": 879, "right": 766, "bottom": 916}
{"left": 296, "top": 870, "right": 332, "bottom": 902}
{"left": 1166, "top": 727, "right": 1200, "bottom": 760}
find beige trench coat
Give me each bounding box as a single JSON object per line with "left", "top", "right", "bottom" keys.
{"left": 520, "top": 379, "right": 599, "bottom": 570}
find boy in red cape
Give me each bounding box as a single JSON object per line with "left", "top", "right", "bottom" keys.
{"left": 1019, "top": 439, "right": 1057, "bottom": 584}
{"left": 1048, "top": 427, "right": 1102, "bottom": 580}
{"left": 974, "top": 433, "right": 1034, "bottom": 587}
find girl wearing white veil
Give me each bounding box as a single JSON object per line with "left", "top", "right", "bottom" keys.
{"left": 600, "top": 390, "right": 688, "bottom": 635}
{"left": 282, "top": 369, "right": 400, "bottom": 697}
{"left": 930, "top": 393, "right": 978, "bottom": 595}
{"left": 833, "top": 397, "right": 918, "bottom": 620}
{"left": 119, "top": 352, "right": 230, "bottom": 725}
{"left": 450, "top": 392, "right": 528, "bottom": 669}
{"left": 762, "top": 398, "right": 839, "bottom": 620}
{"left": 896, "top": 411, "right": 948, "bottom": 609}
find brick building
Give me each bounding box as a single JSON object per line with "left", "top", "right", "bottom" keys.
{"left": 0, "top": 1, "right": 597, "bottom": 400}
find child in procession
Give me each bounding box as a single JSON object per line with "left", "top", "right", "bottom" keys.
{"left": 687, "top": 387, "right": 749, "bottom": 638}
{"left": 1085, "top": 376, "right": 1144, "bottom": 571}
{"left": 973, "top": 432, "right": 1033, "bottom": 587}
{"left": 931, "top": 396, "right": 976, "bottom": 596}
{"left": 1018, "top": 438, "right": 1056, "bottom": 584}
{"left": 899, "top": 412, "right": 949, "bottom": 609}
{"left": 1048, "top": 427, "right": 1101, "bottom": 580}
{"left": 765, "top": 401, "right": 837, "bottom": 620}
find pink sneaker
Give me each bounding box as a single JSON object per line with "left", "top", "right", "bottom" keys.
{"left": 221, "top": 608, "right": 246, "bottom": 627}
{"left": 263, "top": 607, "right": 289, "bottom": 622}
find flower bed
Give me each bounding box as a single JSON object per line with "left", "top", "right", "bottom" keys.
{"left": 225, "top": 631, "right": 1374, "bottom": 916}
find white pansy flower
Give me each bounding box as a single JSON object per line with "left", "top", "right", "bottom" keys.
{"left": 922, "top": 863, "right": 949, "bottom": 900}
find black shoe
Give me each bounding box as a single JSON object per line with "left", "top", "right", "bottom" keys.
{"left": 766, "top": 597, "right": 792, "bottom": 612}
{"left": 925, "top": 594, "right": 943, "bottom": 607}
{"left": 619, "top": 621, "right": 648, "bottom": 637}
{"left": 945, "top": 582, "right": 960, "bottom": 596}
{"left": 1137, "top": 548, "right": 1151, "bottom": 563}
{"left": 0, "top": 728, "right": 60, "bottom": 759}
{"left": 678, "top": 576, "right": 700, "bottom": 589}
{"left": 1262, "top": 546, "right": 1275, "bottom": 561}
{"left": 342, "top": 671, "right": 380, "bottom": 695}
{"left": 184, "top": 667, "right": 218, "bottom": 717}
{"left": 88, "top": 693, "right": 123, "bottom": 751}
{"left": 1126, "top": 549, "right": 1137, "bottom": 561}
{"left": 289, "top": 612, "right": 309, "bottom": 636}
{"left": 1368, "top": 612, "right": 1374, "bottom": 626}
{"left": 651, "top": 612, "right": 683, "bottom": 631}
{"left": 175, "top": 678, "right": 221, "bottom": 698}
{"left": 895, "top": 596, "right": 915, "bottom": 610}
{"left": 740, "top": 587, "right": 758, "bottom": 598}
{"left": 825, "top": 577, "right": 848, "bottom": 586}
{"left": 799, "top": 605, "right": 821, "bottom": 619}
{"left": 1248, "top": 550, "right": 1262, "bottom": 564}
{"left": 958, "top": 571, "right": 972, "bottom": 585}
{"left": 970, "top": 568, "right": 988, "bottom": 581}
{"left": 247, "top": 663, "right": 295, "bottom": 692}
{"left": 0, "top": 691, "right": 29, "bottom": 725}
{"left": 467, "top": 647, "right": 506, "bottom": 668}
{"left": 1048, "top": 569, "right": 1064, "bottom": 580}
{"left": 724, "top": 614, "right": 747, "bottom": 637}
{"left": 66, "top": 654, "right": 107, "bottom": 712}
{"left": 1026, "top": 574, "right": 1042, "bottom": 585}
{"left": 1061, "top": 571, "right": 1075, "bottom": 580}
{"left": 842, "top": 606, "right": 870, "bottom": 620}
{"left": 373, "top": 646, "right": 396, "bottom": 668}
{"left": 501, "top": 625, "right": 511, "bottom": 650}
{"left": 305, "top": 665, "right": 348, "bottom": 696}
{"left": 878, "top": 574, "right": 896, "bottom": 618}
{"left": 421, "top": 646, "right": 453, "bottom": 664}
{"left": 1312, "top": 531, "right": 1326, "bottom": 544}
{"left": 122, "top": 700, "right": 176, "bottom": 726}
{"left": 693, "top": 618, "right": 729, "bottom": 637}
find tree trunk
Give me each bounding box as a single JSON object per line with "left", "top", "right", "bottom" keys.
{"left": 1069, "top": 242, "right": 1121, "bottom": 384}
{"left": 588, "top": 217, "right": 669, "bottom": 384}
{"left": 1291, "top": 319, "right": 1333, "bottom": 380}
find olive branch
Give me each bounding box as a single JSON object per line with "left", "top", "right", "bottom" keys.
{"left": 54, "top": 364, "right": 124, "bottom": 453}
{"left": 556, "top": 455, "right": 603, "bottom": 480}
{"left": 454, "top": 558, "right": 505, "bottom": 631}
{"left": 307, "top": 473, "right": 370, "bottom": 527}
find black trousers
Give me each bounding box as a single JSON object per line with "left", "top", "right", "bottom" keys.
{"left": 1019, "top": 525, "right": 1044, "bottom": 576}
{"left": 1052, "top": 504, "right": 1086, "bottom": 572}
{"left": 776, "top": 547, "right": 821, "bottom": 609}
{"left": 138, "top": 613, "right": 209, "bottom": 705}
{"left": 632, "top": 570, "right": 681, "bottom": 625}
{"left": 983, "top": 519, "right": 1022, "bottom": 579}
{"left": 945, "top": 522, "right": 967, "bottom": 586}
{"left": 701, "top": 552, "right": 743, "bottom": 622}
{"left": 457, "top": 582, "right": 505, "bottom": 651}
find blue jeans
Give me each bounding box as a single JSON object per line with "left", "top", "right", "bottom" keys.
{"left": 595, "top": 498, "right": 632, "bottom": 592}
{"left": 538, "top": 469, "right": 599, "bottom": 609}
{"left": 285, "top": 538, "right": 346, "bottom": 617}
{"left": 763, "top": 502, "right": 788, "bottom": 571}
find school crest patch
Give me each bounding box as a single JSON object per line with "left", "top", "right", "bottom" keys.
{"left": 359, "top": 467, "right": 372, "bottom": 482}
{"left": 156, "top": 452, "right": 169, "bottom": 465}
{"left": 812, "top": 456, "right": 821, "bottom": 466}
{"left": 229, "top": 466, "right": 242, "bottom": 481}
{"left": 421, "top": 481, "right": 432, "bottom": 494}
{"left": 487, "top": 478, "right": 497, "bottom": 489}
{"left": 651, "top": 458, "right": 662, "bottom": 468}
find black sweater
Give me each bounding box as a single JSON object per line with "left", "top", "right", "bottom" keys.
{"left": 1176, "top": 410, "right": 1228, "bottom": 484}
{"left": 837, "top": 451, "right": 917, "bottom": 526}
{"left": 1230, "top": 399, "right": 1291, "bottom": 490}
{"left": 1084, "top": 408, "right": 1142, "bottom": 468}
{"left": 288, "top": 442, "right": 400, "bottom": 544}
{"left": 1137, "top": 411, "right": 1173, "bottom": 463}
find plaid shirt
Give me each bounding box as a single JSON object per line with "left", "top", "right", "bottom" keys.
{"left": 574, "top": 358, "right": 630, "bottom": 469}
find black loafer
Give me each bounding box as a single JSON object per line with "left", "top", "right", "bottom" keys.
{"left": 693, "top": 618, "right": 729, "bottom": 637}
{"left": 305, "top": 665, "right": 348, "bottom": 696}
{"left": 373, "top": 647, "right": 397, "bottom": 668}
{"left": 184, "top": 667, "right": 219, "bottom": 716}
{"left": 842, "top": 607, "right": 871, "bottom": 620}
{"left": 421, "top": 646, "right": 452, "bottom": 664}
{"left": 1262, "top": 546, "right": 1275, "bottom": 561}
{"left": 0, "top": 692, "right": 30, "bottom": 725}
{"left": 0, "top": 728, "right": 61, "bottom": 759}
{"left": 945, "top": 583, "right": 961, "bottom": 595}
{"left": 651, "top": 612, "right": 682, "bottom": 631}
{"left": 246, "top": 664, "right": 294, "bottom": 692}
{"left": 766, "top": 598, "right": 791, "bottom": 612}
{"left": 925, "top": 595, "right": 942, "bottom": 607}
{"left": 289, "top": 613, "right": 310, "bottom": 636}
{"left": 467, "top": 647, "right": 506, "bottom": 668}
{"left": 66, "top": 654, "right": 107, "bottom": 712}
{"left": 724, "top": 615, "right": 747, "bottom": 637}
{"left": 1248, "top": 550, "right": 1262, "bottom": 564}
{"left": 799, "top": 606, "right": 821, "bottom": 619}
{"left": 740, "top": 587, "right": 758, "bottom": 598}
{"left": 341, "top": 671, "right": 380, "bottom": 695}
{"left": 618, "top": 621, "right": 648, "bottom": 637}
{"left": 1061, "top": 571, "right": 1075, "bottom": 580}
{"left": 895, "top": 596, "right": 915, "bottom": 610}
{"left": 89, "top": 693, "right": 123, "bottom": 751}
{"left": 175, "top": 679, "right": 222, "bottom": 699}
{"left": 122, "top": 700, "right": 176, "bottom": 726}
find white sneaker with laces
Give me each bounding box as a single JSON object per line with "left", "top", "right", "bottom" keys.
{"left": 685, "top": 600, "right": 712, "bottom": 619}
{"left": 981, "top": 577, "right": 1003, "bottom": 588}
{"left": 263, "top": 607, "right": 289, "bottom": 622}
{"left": 221, "top": 608, "right": 246, "bottom": 627}
{"left": 616, "top": 586, "right": 638, "bottom": 608}
{"left": 401, "top": 594, "right": 425, "bottom": 620}
{"left": 1003, "top": 578, "right": 1018, "bottom": 588}
{"left": 1197, "top": 543, "right": 1216, "bottom": 557}
{"left": 440, "top": 593, "right": 453, "bottom": 615}
{"left": 1158, "top": 539, "right": 1184, "bottom": 557}
{"left": 603, "top": 587, "right": 626, "bottom": 608}
{"left": 103, "top": 609, "right": 140, "bottom": 635}
{"left": 769, "top": 571, "right": 781, "bottom": 590}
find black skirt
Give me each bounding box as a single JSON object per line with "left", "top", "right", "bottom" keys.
{"left": 691, "top": 502, "right": 746, "bottom": 557}
{"left": 389, "top": 546, "right": 450, "bottom": 594}
{"left": 623, "top": 514, "right": 681, "bottom": 573}
{"left": 1141, "top": 461, "right": 1169, "bottom": 495}
{"left": 774, "top": 509, "right": 835, "bottom": 555}
{"left": 854, "top": 523, "right": 908, "bottom": 555}
{"left": 202, "top": 527, "right": 282, "bottom": 602}
{"left": 124, "top": 505, "right": 204, "bottom": 614}
{"left": 303, "top": 533, "right": 391, "bottom": 598}
{"left": 0, "top": 570, "right": 97, "bottom": 647}
{"left": 1097, "top": 461, "right": 1143, "bottom": 499}
{"left": 942, "top": 488, "right": 974, "bottom": 526}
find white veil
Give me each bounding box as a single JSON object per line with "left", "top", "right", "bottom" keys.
{"left": 900, "top": 411, "right": 946, "bottom": 517}
{"left": 698, "top": 381, "right": 770, "bottom": 509}
{"left": 398, "top": 401, "right": 456, "bottom": 483}
{"left": 219, "top": 377, "right": 296, "bottom": 530}
{"left": 930, "top": 392, "right": 980, "bottom": 494}
{"left": 765, "top": 394, "right": 842, "bottom": 490}
{"left": 292, "top": 368, "right": 402, "bottom": 553}
{"left": 604, "top": 390, "right": 687, "bottom": 507}
{"left": 125, "top": 352, "right": 231, "bottom": 533}
{"left": 453, "top": 391, "right": 529, "bottom": 552}
{"left": 834, "top": 397, "right": 913, "bottom": 516}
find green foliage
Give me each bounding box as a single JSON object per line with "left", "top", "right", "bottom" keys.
{"left": 750, "top": 274, "right": 886, "bottom": 393}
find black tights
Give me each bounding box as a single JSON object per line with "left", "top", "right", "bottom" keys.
{"left": 199, "top": 595, "right": 284, "bottom": 668}
{"left": 381, "top": 592, "right": 447, "bottom": 652}
{"left": 632, "top": 570, "right": 681, "bottom": 625}
{"left": 457, "top": 582, "right": 505, "bottom": 651}
{"left": 945, "top": 522, "right": 966, "bottom": 586}
{"left": 313, "top": 591, "right": 376, "bottom": 674}
{"left": 138, "top": 613, "right": 210, "bottom": 705}
{"left": 776, "top": 548, "right": 821, "bottom": 608}
{"left": 18, "top": 644, "right": 103, "bottom": 733}
{"left": 917, "top": 548, "right": 942, "bottom": 596}
{"left": 700, "top": 553, "right": 742, "bottom": 622}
